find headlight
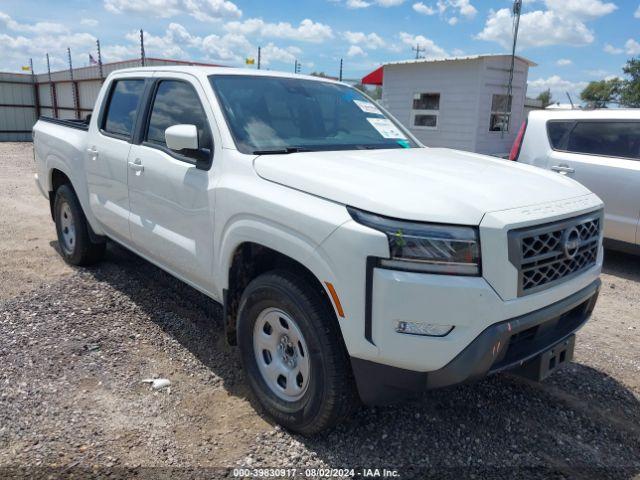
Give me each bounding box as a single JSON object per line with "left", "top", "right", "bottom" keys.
{"left": 348, "top": 207, "right": 481, "bottom": 276}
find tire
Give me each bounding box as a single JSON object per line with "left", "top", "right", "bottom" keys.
{"left": 237, "top": 270, "right": 359, "bottom": 435}
{"left": 53, "top": 184, "right": 105, "bottom": 266}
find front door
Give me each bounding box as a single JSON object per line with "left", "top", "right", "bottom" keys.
{"left": 127, "top": 77, "right": 216, "bottom": 290}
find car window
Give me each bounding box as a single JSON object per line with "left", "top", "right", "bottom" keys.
{"left": 547, "top": 121, "right": 574, "bottom": 149}
{"left": 146, "top": 80, "right": 212, "bottom": 152}
{"left": 566, "top": 121, "right": 640, "bottom": 160}
{"left": 103, "top": 80, "right": 145, "bottom": 137}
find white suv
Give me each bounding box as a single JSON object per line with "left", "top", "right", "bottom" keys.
{"left": 34, "top": 67, "right": 603, "bottom": 434}
{"left": 512, "top": 109, "right": 640, "bottom": 252}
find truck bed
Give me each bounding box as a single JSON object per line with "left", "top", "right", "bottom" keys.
{"left": 38, "top": 116, "right": 90, "bottom": 131}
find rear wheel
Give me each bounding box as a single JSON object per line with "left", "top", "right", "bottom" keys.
{"left": 53, "top": 184, "right": 105, "bottom": 265}
{"left": 237, "top": 270, "right": 358, "bottom": 435}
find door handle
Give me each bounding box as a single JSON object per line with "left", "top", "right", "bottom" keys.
{"left": 551, "top": 165, "right": 575, "bottom": 174}
{"left": 86, "top": 147, "right": 99, "bottom": 160}
{"left": 128, "top": 159, "right": 144, "bottom": 172}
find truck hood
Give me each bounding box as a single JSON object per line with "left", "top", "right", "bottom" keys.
{"left": 253, "top": 147, "right": 592, "bottom": 225}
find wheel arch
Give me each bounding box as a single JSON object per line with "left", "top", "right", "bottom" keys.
{"left": 48, "top": 168, "right": 72, "bottom": 219}
{"left": 222, "top": 240, "right": 344, "bottom": 347}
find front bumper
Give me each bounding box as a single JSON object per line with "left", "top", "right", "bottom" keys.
{"left": 351, "top": 279, "right": 600, "bottom": 405}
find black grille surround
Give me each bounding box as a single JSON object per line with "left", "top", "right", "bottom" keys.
{"left": 508, "top": 210, "right": 603, "bottom": 296}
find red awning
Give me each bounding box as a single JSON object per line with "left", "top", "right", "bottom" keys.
{"left": 361, "top": 66, "right": 383, "bottom": 85}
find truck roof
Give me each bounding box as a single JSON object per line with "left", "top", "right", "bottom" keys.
{"left": 108, "top": 66, "right": 347, "bottom": 86}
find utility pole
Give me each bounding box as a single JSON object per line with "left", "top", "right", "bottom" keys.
{"left": 502, "top": 0, "right": 522, "bottom": 138}
{"left": 412, "top": 44, "right": 424, "bottom": 60}
{"left": 257, "top": 46, "right": 261, "bottom": 70}
{"left": 96, "top": 39, "right": 104, "bottom": 80}
{"left": 339, "top": 58, "right": 343, "bottom": 82}
{"left": 566, "top": 92, "right": 575, "bottom": 109}
{"left": 140, "top": 29, "right": 146, "bottom": 67}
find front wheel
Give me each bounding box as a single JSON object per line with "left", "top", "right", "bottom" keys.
{"left": 53, "top": 184, "right": 105, "bottom": 266}
{"left": 237, "top": 270, "right": 358, "bottom": 435}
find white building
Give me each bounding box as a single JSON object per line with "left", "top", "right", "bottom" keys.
{"left": 362, "top": 54, "right": 536, "bottom": 156}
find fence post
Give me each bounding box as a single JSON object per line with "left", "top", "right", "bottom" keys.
{"left": 97, "top": 39, "right": 104, "bottom": 81}
{"left": 30, "top": 58, "right": 40, "bottom": 119}
{"left": 46, "top": 53, "right": 58, "bottom": 119}
{"left": 67, "top": 48, "right": 80, "bottom": 119}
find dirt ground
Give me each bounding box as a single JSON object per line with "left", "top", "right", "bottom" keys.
{"left": 0, "top": 142, "right": 638, "bottom": 479}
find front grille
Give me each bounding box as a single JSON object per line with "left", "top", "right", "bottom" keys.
{"left": 508, "top": 211, "right": 602, "bottom": 296}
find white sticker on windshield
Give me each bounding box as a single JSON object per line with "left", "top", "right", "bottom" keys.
{"left": 367, "top": 118, "right": 407, "bottom": 139}
{"left": 354, "top": 99, "right": 382, "bottom": 115}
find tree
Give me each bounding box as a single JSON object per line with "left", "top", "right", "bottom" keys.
{"left": 620, "top": 57, "right": 640, "bottom": 107}
{"left": 536, "top": 89, "right": 553, "bottom": 108}
{"left": 353, "top": 83, "right": 382, "bottom": 100}
{"left": 580, "top": 79, "right": 621, "bottom": 108}
{"left": 579, "top": 57, "right": 640, "bottom": 108}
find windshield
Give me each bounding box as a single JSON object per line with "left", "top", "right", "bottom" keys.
{"left": 209, "top": 74, "right": 418, "bottom": 154}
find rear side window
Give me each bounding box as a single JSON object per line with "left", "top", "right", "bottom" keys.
{"left": 547, "top": 121, "right": 573, "bottom": 149}
{"left": 146, "top": 80, "right": 212, "bottom": 151}
{"left": 567, "top": 121, "right": 640, "bottom": 160}
{"left": 103, "top": 80, "right": 145, "bottom": 137}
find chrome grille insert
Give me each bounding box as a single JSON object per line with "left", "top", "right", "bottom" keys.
{"left": 508, "top": 211, "right": 602, "bottom": 296}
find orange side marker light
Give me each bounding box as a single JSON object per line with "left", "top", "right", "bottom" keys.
{"left": 325, "top": 282, "right": 345, "bottom": 318}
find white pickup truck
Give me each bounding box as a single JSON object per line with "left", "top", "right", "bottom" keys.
{"left": 33, "top": 66, "right": 603, "bottom": 435}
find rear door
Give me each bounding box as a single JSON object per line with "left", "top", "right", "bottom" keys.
{"left": 546, "top": 120, "right": 640, "bottom": 245}
{"left": 126, "top": 74, "right": 217, "bottom": 290}
{"left": 86, "top": 76, "right": 150, "bottom": 243}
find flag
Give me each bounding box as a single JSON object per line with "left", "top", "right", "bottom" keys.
{"left": 245, "top": 57, "right": 255, "bottom": 65}
{"left": 89, "top": 54, "right": 98, "bottom": 65}
{"left": 21, "top": 65, "right": 31, "bottom": 72}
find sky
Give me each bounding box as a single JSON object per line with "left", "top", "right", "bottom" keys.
{"left": 1, "top": 0, "right": 639, "bottom": 101}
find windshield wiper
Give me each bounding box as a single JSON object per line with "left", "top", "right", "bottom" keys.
{"left": 252, "top": 147, "right": 313, "bottom": 155}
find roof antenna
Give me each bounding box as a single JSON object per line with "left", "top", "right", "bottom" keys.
{"left": 502, "top": 0, "right": 522, "bottom": 139}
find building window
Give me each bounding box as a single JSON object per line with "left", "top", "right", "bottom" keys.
{"left": 490, "top": 94, "right": 512, "bottom": 132}
{"left": 411, "top": 93, "right": 440, "bottom": 129}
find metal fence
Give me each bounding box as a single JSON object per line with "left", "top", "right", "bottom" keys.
{"left": 0, "top": 57, "right": 223, "bottom": 142}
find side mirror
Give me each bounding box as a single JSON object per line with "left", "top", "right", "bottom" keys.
{"left": 165, "top": 124, "right": 198, "bottom": 151}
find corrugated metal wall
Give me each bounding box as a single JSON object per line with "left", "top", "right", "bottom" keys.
{"left": 0, "top": 72, "right": 37, "bottom": 141}
{"left": 0, "top": 58, "right": 224, "bottom": 141}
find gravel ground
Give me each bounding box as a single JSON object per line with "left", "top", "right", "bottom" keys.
{"left": 1, "top": 142, "right": 639, "bottom": 479}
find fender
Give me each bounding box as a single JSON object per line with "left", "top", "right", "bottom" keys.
{"left": 46, "top": 154, "right": 105, "bottom": 236}
{"left": 216, "top": 215, "right": 339, "bottom": 299}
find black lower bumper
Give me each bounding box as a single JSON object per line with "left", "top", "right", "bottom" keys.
{"left": 351, "top": 279, "right": 601, "bottom": 405}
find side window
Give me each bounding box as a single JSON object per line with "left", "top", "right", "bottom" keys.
{"left": 547, "top": 121, "right": 574, "bottom": 149}
{"left": 489, "top": 94, "right": 512, "bottom": 132}
{"left": 103, "top": 80, "right": 145, "bottom": 138}
{"left": 146, "top": 80, "right": 212, "bottom": 153}
{"left": 566, "top": 121, "right": 640, "bottom": 160}
{"left": 411, "top": 93, "right": 440, "bottom": 129}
